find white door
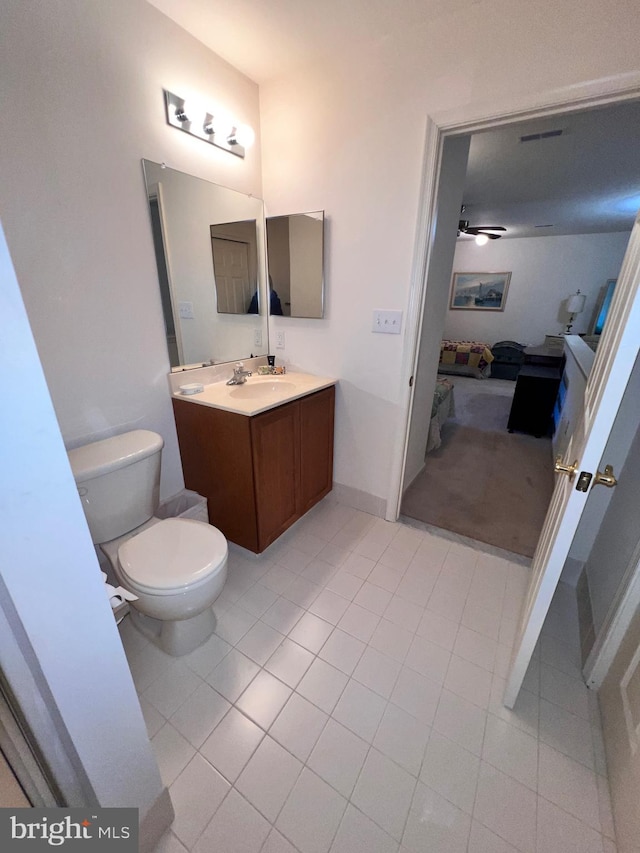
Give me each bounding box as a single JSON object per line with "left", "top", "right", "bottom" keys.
{"left": 211, "top": 237, "right": 253, "bottom": 314}
{"left": 599, "top": 603, "right": 640, "bottom": 850}
{"left": 505, "top": 210, "right": 640, "bottom": 708}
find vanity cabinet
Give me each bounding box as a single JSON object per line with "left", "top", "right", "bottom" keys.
{"left": 172, "top": 386, "right": 335, "bottom": 553}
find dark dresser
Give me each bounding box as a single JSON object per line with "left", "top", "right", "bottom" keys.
{"left": 507, "top": 345, "right": 564, "bottom": 437}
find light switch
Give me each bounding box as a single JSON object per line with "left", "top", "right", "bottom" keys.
{"left": 372, "top": 310, "right": 403, "bottom": 334}
{"left": 254, "top": 329, "right": 263, "bottom": 347}
{"left": 178, "top": 301, "right": 194, "bottom": 319}
{"left": 276, "top": 331, "right": 285, "bottom": 349}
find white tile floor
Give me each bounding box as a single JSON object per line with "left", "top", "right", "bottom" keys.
{"left": 119, "top": 497, "right": 618, "bottom": 853}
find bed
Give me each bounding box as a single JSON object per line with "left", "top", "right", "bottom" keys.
{"left": 438, "top": 340, "right": 494, "bottom": 379}
{"left": 426, "top": 377, "right": 455, "bottom": 453}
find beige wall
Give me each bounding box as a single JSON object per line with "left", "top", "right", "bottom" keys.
{"left": 445, "top": 232, "right": 630, "bottom": 347}
{"left": 261, "top": 0, "right": 640, "bottom": 508}
{"left": 0, "top": 0, "right": 262, "bottom": 500}
{"left": 0, "top": 0, "right": 639, "bottom": 514}
{"left": 289, "top": 215, "right": 324, "bottom": 318}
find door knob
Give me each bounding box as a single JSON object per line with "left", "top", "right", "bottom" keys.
{"left": 593, "top": 464, "right": 618, "bottom": 488}
{"left": 554, "top": 456, "right": 578, "bottom": 480}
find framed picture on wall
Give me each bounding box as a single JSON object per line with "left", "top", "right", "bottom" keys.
{"left": 449, "top": 271, "right": 511, "bottom": 311}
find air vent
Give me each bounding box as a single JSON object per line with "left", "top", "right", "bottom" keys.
{"left": 520, "top": 129, "right": 564, "bottom": 143}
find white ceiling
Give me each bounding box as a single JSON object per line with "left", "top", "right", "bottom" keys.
{"left": 461, "top": 100, "right": 640, "bottom": 239}
{"left": 147, "top": 0, "right": 477, "bottom": 84}
{"left": 148, "top": 1, "right": 640, "bottom": 239}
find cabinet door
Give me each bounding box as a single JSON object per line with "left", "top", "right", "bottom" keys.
{"left": 173, "top": 399, "right": 259, "bottom": 552}
{"left": 299, "top": 387, "right": 335, "bottom": 514}
{"left": 251, "top": 401, "right": 300, "bottom": 551}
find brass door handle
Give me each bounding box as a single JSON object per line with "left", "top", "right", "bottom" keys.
{"left": 554, "top": 456, "right": 578, "bottom": 480}
{"left": 593, "top": 464, "right": 618, "bottom": 488}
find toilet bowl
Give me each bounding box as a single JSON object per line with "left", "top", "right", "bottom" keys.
{"left": 68, "top": 429, "right": 229, "bottom": 656}
{"left": 101, "top": 516, "right": 228, "bottom": 656}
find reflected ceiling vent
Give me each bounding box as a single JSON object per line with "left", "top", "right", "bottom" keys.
{"left": 520, "top": 129, "right": 564, "bottom": 143}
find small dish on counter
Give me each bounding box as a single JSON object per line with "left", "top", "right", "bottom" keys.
{"left": 179, "top": 383, "right": 204, "bottom": 395}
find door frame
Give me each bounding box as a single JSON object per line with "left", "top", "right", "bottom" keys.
{"left": 387, "top": 70, "right": 640, "bottom": 522}
{"left": 584, "top": 544, "right": 640, "bottom": 688}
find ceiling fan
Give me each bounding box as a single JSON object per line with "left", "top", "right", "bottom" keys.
{"left": 457, "top": 220, "right": 506, "bottom": 240}
{"left": 457, "top": 207, "right": 506, "bottom": 243}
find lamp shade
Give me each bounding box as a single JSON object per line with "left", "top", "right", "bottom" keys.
{"left": 567, "top": 292, "right": 586, "bottom": 314}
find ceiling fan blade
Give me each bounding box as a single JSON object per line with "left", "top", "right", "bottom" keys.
{"left": 457, "top": 220, "right": 506, "bottom": 239}
{"left": 470, "top": 226, "right": 506, "bottom": 234}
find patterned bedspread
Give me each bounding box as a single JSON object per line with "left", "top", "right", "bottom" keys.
{"left": 440, "top": 340, "right": 494, "bottom": 370}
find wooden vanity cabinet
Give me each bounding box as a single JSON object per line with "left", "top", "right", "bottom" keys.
{"left": 172, "top": 386, "right": 335, "bottom": 553}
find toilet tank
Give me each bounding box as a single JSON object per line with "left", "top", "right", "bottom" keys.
{"left": 68, "top": 430, "right": 164, "bottom": 544}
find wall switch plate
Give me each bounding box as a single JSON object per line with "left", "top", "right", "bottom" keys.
{"left": 178, "top": 301, "right": 194, "bottom": 319}
{"left": 372, "top": 309, "right": 402, "bottom": 334}
{"left": 276, "top": 331, "right": 285, "bottom": 349}
{"left": 253, "top": 329, "right": 263, "bottom": 347}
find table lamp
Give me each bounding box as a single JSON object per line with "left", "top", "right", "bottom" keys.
{"left": 565, "top": 290, "right": 586, "bottom": 334}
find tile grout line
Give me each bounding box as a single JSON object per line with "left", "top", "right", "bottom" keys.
{"left": 124, "top": 498, "right": 613, "bottom": 853}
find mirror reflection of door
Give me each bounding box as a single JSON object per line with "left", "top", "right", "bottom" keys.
{"left": 211, "top": 238, "right": 252, "bottom": 314}
{"left": 210, "top": 221, "right": 259, "bottom": 314}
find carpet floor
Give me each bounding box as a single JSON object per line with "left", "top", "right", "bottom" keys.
{"left": 401, "top": 377, "right": 555, "bottom": 558}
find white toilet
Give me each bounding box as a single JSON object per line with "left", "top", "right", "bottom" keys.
{"left": 68, "top": 429, "right": 228, "bottom": 656}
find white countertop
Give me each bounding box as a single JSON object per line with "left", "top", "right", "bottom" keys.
{"left": 172, "top": 372, "right": 337, "bottom": 416}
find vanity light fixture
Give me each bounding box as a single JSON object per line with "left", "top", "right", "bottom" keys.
{"left": 164, "top": 90, "right": 254, "bottom": 159}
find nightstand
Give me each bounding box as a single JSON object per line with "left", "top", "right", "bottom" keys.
{"left": 522, "top": 344, "right": 565, "bottom": 369}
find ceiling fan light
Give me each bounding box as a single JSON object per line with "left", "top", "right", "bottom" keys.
{"left": 475, "top": 234, "right": 489, "bottom": 246}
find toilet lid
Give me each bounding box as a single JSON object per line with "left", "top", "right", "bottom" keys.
{"left": 118, "top": 518, "right": 227, "bottom": 591}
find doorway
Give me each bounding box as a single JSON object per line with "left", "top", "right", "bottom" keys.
{"left": 394, "top": 94, "right": 640, "bottom": 561}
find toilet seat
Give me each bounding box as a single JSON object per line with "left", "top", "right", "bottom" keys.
{"left": 118, "top": 517, "right": 227, "bottom": 596}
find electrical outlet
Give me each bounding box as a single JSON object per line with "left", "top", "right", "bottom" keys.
{"left": 253, "top": 329, "right": 263, "bottom": 347}
{"left": 178, "top": 301, "right": 194, "bottom": 319}
{"left": 276, "top": 331, "right": 285, "bottom": 349}
{"left": 372, "top": 309, "right": 402, "bottom": 334}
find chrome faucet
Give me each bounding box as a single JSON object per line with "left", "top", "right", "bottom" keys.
{"left": 226, "top": 361, "right": 252, "bottom": 385}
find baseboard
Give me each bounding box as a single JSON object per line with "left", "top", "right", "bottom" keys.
{"left": 140, "top": 787, "right": 174, "bottom": 853}
{"left": 575, "top": 568, "right": 597, "bottom": 666}
{"left": 403, "top": 463, "right": 426, "bottom": 493}
{"left": 332, "top": 482, "right": 387, "bottom": 518}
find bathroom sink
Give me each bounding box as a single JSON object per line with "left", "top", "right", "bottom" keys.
{"left": 172, "top": 371, "right": 337, "bottom": 416}
{"left": 229, "top": 380, "right": 296, "bottom": 400}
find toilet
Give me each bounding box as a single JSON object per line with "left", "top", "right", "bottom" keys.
{"left": 68, "top": 429, "right": 228, "bottom": 656}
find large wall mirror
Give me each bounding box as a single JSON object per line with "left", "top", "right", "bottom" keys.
{"left": 266, "top": 211, "right": 324, "bottom": 318}
{"left": 142, "top": 160, "right": 268, "bottom": 369}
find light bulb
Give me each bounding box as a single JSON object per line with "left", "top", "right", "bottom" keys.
{"left": 475, "top": 233, "right": 489, "bottom": 246}
{"left": 228, "top": 123, "right": 255, "bottom": 149}
{"left": 175, "top": 103, "right": 190, "bottom": 123}
{"left": 179, "top": 98, "right": 207, "bottom": 125}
